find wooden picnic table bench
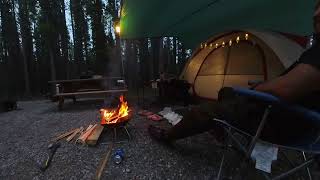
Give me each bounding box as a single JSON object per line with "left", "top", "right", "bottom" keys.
{"left": 48, "top": 77, "right": 128, "bottom": 110}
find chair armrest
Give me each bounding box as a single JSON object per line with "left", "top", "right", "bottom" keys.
{"left": 232, "top": 87, "right": 320, "bottom": 125}
{"left": 233, "top": 87, "right": 281, "bottom": 103}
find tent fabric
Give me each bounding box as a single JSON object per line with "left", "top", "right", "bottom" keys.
{"left": 120, "top": 0, "right": 317, "bottom": 48}
{"left": 179, "top": 30, "right": 305, "bottom": 99}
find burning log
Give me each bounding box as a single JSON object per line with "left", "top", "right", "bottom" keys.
{"left": 100, "top": 95, "right": 129, "bottom": 125}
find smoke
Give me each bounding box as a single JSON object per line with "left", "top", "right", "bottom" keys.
{"left": 102, "top": 45, "right": 124, "bottom": 109}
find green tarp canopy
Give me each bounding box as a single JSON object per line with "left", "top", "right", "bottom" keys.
{"left": 120, "top": 0, "right": 317, "bottom": 48}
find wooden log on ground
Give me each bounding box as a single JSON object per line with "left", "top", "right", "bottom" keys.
{"left": 86, "top": 125, "right": 105, "bottom": 146}
{"left": 51, "top": 128, "right": 78, "bottom": 142}
{"left": 95, "top": 142, "right": 114, "bottom": 180}
{"left": 66, "top": 127, "right": 83, "bottom": 142}
{"left": 86, "top": 124, "right": 93, "bottom": 131}
{"left": 76, "top": 124, "right": 97, "bottom": 144}
{"left": 75, "top": 125, "right": 92, "bottom": 143}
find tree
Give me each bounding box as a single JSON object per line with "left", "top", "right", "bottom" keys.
{"left": 151, "top": 38, "right": 160, "bottom": 79}
{"left": 87, "top": 0, "right": 108, "bottom": 75}
{"left": 0, "top": 0, "right": 189, "bottom": 97}
{"left": 57, "top": 0, "right": 70, "bottom": 79}
{"left": 71, "top": 0, "right": 87, "bottom": 74}
{"left": 0, "top": 0, "right": 23, "bottom": 98}
{"left": 18, "top": 0, "right": 33, "bottom": 95}
{"left": 37, "top": 0, "right": 69, "bottom": 81}
{"left": 38, "top": 0, "right": 57, "bottom": 81}
{"left": 139, "top": 38, "right": 150, "bottom": 82}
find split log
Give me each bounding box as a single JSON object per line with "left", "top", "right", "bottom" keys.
{"left": 86, "top": 124, "right": 93, "bottom": 131}
{"left": 76, "top": 124, "right": 97, "bottom": 144}
{"left": 86, "top": 125, "right": 105, "bottom": 146}
{"left": 75, "top": 128, "right": 84, "bottom": 144}
{"left": 66, "top": 127, "right": 83, "bottom": 142}
{"left": 51, "top": 128, "right": 78, "bottom": 142}
{"left": 75, "top": 124, "right": 92, "bottom": 142}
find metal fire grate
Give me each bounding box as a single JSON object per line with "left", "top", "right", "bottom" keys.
{"left": 101, "top": 120, "right": 132, "bottom": 144}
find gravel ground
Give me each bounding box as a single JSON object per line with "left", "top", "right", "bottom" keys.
{"left": 0, "top": 98, "right": 316, "bottom": 180}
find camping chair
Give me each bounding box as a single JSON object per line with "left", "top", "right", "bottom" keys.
{"left": 214, "top": 87, "right": 320, "bottom": 180}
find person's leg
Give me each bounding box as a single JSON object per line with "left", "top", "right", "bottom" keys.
{"left": 148, "top": 96, "right": 236, "bottom": 142}
{"left": 148, "top": 108, "right": 218, "bottom": 142}
{"left": 167, "top": 108, "right": 217, "bottom": 140}
{"left": 148, "top": 87, "right": 260, "bottom": 142}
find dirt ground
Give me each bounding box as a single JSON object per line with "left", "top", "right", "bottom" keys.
{"left": 0, "top": 97, "right": 317, "bottom": 180}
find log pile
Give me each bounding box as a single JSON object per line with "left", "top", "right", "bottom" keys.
{"left": 51, "top": 124, "right": 104, "bottom": 146}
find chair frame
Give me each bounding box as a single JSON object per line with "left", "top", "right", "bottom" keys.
{"left": 214, "top": 87, "right": 319, "bottom": 180}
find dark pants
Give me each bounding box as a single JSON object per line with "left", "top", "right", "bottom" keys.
{"left": 166, "top": 88, "right": 318, "bottom": 145}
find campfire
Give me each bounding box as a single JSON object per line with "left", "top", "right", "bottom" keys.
{"left": 100, "top": 95, "right": 130, "bottom": 125}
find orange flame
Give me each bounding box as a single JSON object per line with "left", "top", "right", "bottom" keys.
{"left": 100, "top": 95, "right": 129, "bottom": 125}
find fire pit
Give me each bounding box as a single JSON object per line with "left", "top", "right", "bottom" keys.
{"left": 99, "top": 95, "right": 132, "bottom": 141}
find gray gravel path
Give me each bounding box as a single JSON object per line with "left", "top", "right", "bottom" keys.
{"left": 0, "top": 99, "right": 311, "bottom": 180}
{"left": 0, "top": 99, "right": 227, "bottom": 180}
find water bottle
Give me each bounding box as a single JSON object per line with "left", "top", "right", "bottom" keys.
{"left": 113, "top": 148, "right": 124, "bottom": 164}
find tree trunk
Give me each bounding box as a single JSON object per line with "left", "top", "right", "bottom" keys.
{"left": 49, "top": 43, "right": 56, "bottom": 81}
{"left": 172, "top": 37, "right": 177, "bottom": 74}
{"left": 139, "top": 39, "right": 150, "bottom": 82}
{"left": 59, "top": 0, "right": 69, "bottom": 79}
{"left": 70, "top": 0, "right": 75, "bottom": 61}
{"left": 20, "top": 45, "right": 31, "bottom": 96}
{"left": 151, "top": 38, "right": 160, "bottom": 79}
{"left": 18, "top": 0, "right": 32, "bottom": 96}
{"left": 1, "top": 0, "right": 23, "bottom": 99}
{"left": 159, "top": 39, "right": 164, "bottom": 73}
{"left": 89, "top": 0, "right": 108, "bottom": 75}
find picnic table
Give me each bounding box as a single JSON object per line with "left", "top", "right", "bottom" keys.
{"left": 48, "top": 77, "right": 128, "bottom": 109}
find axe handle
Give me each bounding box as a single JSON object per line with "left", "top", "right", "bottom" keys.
{"left": 40, "top": 144, "right": 60, "bottom": 171}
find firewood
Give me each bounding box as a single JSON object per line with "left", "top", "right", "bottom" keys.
{"left": 76, "top": 124, "right": 97, "bottom": 144}
{"left": 102, "top": 112, "right": 118, "bottom": 121}
{"left": 104, "top": 115, "right": 119, "bottom": 123}
{"left": 74, "top": 127, "right": 84, "bottom": 144}
{"left": 95, "top": 142, "right": 114, "bottom": 180}
{"left": 66, "top": 127, "right": 83, "bottom": 142}
{"left": 86, "top": 125, "right": 104, "bottom": 146}
{"left": 75, "top": 124, "right": 92, "bottom": 142}
{"left": 51, "top": 128, "right": 78, "bottom": 142}
{"left": 86, "top": 124, "right": 93, "bottom": 131}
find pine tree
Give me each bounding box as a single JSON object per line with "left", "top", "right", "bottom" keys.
{"left": 18, "top": 0, "right": 33, "bottom": 95}
{"left": 58, "top": 0, "right": 70, "bottom": 79}
{"left": 0, "top": 0, "right": 23, "bottom": 98}
{"left": 87, "top": 0, "right": 108, "bottom": 75}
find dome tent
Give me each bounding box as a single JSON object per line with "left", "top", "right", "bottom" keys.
{"left": 180, "top": 30, "right": 306, "bottom": 99}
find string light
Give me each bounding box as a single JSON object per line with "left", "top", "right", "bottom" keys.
{"left": 200, "top": 34, "right": 251, "bottom": 49}
{"left": 245, "top": 33, "right": 249, "bottom": 40}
